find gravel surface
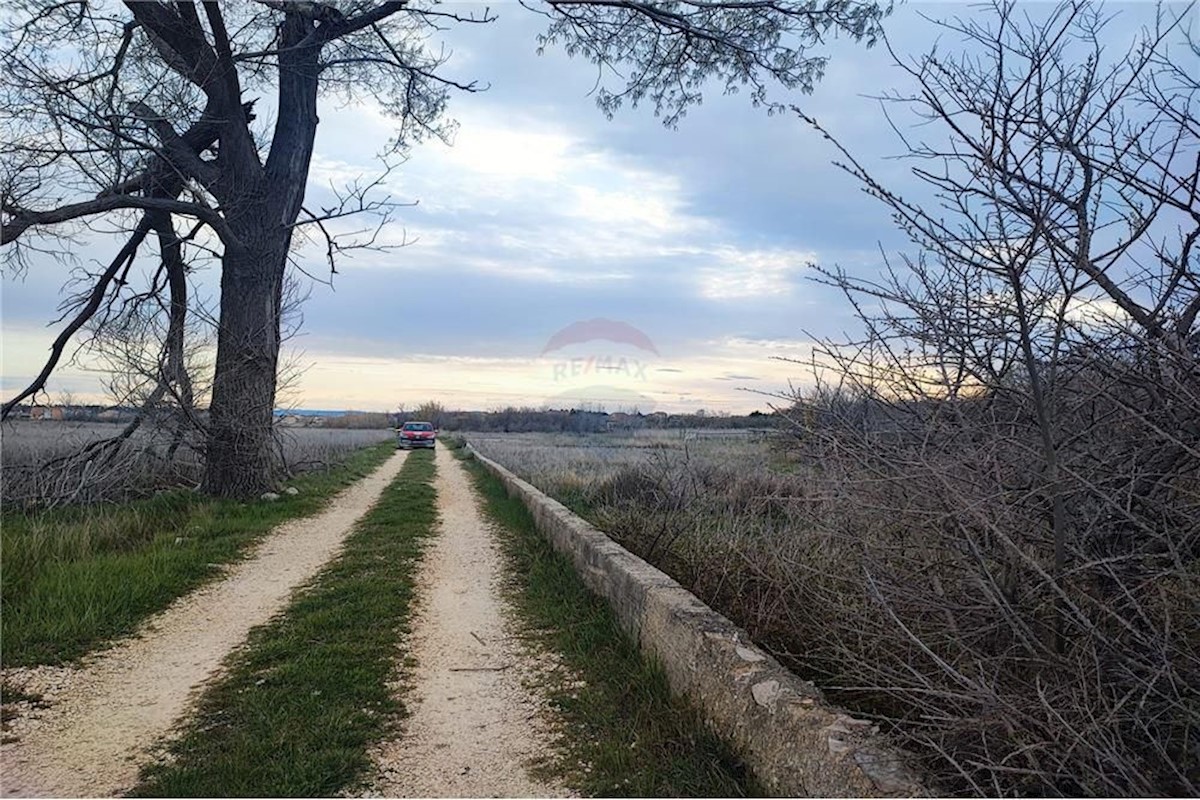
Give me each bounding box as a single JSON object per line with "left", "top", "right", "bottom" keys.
{"left": 359, "top": 446, "right": 573, "bottom": 798}
{"left": 0, "top": 452, "right": 408, "bottom": 798}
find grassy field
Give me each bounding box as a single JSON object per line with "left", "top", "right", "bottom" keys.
{"left": 132, "top": 450, "right": 438, "bottom": 797}
{"left": 462, "top": 429, "right": 779, "bottom": 511}
{"left": 2, "top": 443, "right": 394, "bottom": 667}
{"left": 451, "top": 439, "right": 760, "bottom": 798}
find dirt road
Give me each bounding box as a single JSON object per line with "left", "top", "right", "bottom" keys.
{"left": 360, "top": 446, "right": 570, "bottom": 797}
{"left": 0, "top": 452, "right": 408, "bottom": 798}
{"left": 2, "top": 446, "right": 570, "bottom": 798}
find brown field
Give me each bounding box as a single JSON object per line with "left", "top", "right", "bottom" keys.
{"left": 1, "top": 421, "right": 391, "bottom": 506}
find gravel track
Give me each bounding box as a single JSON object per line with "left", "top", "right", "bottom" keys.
{"left": 359, "top": 445, "right": 571, "bottom": 798}
{"left": 0, "top": 452, "right": 408, "bottom": 798}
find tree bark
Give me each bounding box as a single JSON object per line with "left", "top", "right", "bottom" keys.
{"left": 199, "top": 6, "right": 318, "bottom": 498}
{"left": 202, "top": 214, "right": 289, "bottom": 497}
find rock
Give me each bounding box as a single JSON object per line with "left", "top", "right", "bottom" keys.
{"left": 854, "top": 747, "right": 925, "bottom": 794}
{"left": 826, "top": 713, "right": 878, "bottom": 757}
{"left": 736, "top": 645, "right": 766, "bottom": 663}
{"left": 284, "top": 487, "right": 299, "bottom": 496}
{"left": 260, "top": 492, "right": 281, "bottom": 502}
{"left": 751, "top": 679, "right": 781, "bottom": 708}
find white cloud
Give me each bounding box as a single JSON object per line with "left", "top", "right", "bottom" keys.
{"left": 1064, "top": 294, "right": 1129, "bottom": 327}
{"left": 440, "top": 124, "right": 575, "bottom": 181}
{"left": 307, "top": 101, "right": 814, "bottom": 292}
{"left": 697, "top": 246, "right": 817, "bottom": 299}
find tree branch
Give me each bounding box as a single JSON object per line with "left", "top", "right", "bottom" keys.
{"left": 1, "top": 218, "right": 152, "bottom": 419}
{"left": 2, "top": 194, "right": 241, "bottom": 251}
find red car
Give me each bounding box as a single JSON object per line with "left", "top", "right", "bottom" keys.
{"left": 397, "top": 421, "right": 437, "bottom": 449}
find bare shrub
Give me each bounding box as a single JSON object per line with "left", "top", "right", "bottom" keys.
{"left": 773, "top": 382, "right": 1199, "bottom": 794}
{"left": 768, "top": 2, "right": 1200, "bottom": 793}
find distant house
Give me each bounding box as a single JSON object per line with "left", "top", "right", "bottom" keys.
{"left": 273, "top": 408, "right": 351, "bottom": 427}
{"left": 29, "top": 405, "right": 64, "bottom": 421}
{"left": 607, "top": 412, "right": 643, "bottom": 431}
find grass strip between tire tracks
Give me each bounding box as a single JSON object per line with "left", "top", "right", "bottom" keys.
{"left": 2, "top": 443, "right": 395, "bottom": 668}
{"left": 452, "top": 442, "right": 761, "bottom": 798}
{"left": 130, "top": 449, "right": 437, "bottom": 797}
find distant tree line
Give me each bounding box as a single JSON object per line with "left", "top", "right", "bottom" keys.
{"left": 393, "top": 404, "right": 779, "bottom": 433}
{"left": 318, "top": 412, "right": 393, "bottom": 429}
{"left": 7, "top": 402, "right": 780, "bottom": 434}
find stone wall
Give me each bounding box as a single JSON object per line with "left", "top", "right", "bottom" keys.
{"left": 468, "top": 446, "right": 924, "bottom": 797}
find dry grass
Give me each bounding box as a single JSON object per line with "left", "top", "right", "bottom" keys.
{"left": 1, "top": 421, "right": 391, "bottom": 506}
{"left": 465, "top": 429, "right": 1199, "bottom": 797}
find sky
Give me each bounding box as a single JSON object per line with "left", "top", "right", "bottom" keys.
{"left": 1, "top": 1, "right": 1190, "bottom": 414}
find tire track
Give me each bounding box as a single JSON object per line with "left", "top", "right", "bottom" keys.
{"left": 361, "top": 445, "right": 571, "bottom": 798}
{"left": 1, "top": 451, "right": 408, "bottom": 798}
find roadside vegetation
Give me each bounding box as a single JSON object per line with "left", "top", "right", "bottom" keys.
{"left": 466, "top": 420, "right": 1198, "bottom": 797}
{"left": 2, "top": 442, "right": 393, "bottom": 667}
{"left": 132, "top": 450, "right": 437, "bottom": 797}
{"left": 448, "top": 438, "right": 759, "bottom": 798}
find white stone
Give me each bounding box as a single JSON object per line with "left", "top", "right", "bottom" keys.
{"left": 736, "top": 645, "right": 766, "bottom": 663}
{"left": 751, "top": 679, "right": 781, "bottom": 708}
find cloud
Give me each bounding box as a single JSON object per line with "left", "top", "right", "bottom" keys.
{"left": 308, "top": 99, "right": 830, "bottom": 318}
{"left": 697, "top": 246, "right": 817, "bottom": 299}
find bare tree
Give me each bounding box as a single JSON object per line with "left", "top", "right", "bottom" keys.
{"left": 1, "top": 0, "right": 889, "bottom": 497}
{"left": 414, "top": 399, "right": 445, "bottom": 427}
{"left": 778, "top": 1, "right": 1198, "bottom": 793}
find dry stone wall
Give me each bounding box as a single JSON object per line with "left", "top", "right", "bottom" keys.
{"left": 468, "top": 446, "right": 925, "bottom": 797}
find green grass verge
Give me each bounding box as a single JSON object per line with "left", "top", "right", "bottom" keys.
{"left": 131, "top": 449, "right": 437, "bottom": 797}
{"left": 2, "top": 443, "right": 394, "bottom": 667}
{"left": 458, "top": 451, "right": 761, "bottom": 798}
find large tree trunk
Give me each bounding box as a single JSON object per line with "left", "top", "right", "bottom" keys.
{"left": 201, "top": 11, "right": 320, "bottom": 498}
{"left": 202, "top": 224, "right": 289, "bottom": 497}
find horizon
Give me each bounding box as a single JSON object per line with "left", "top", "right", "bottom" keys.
{"left": 7, "top": 401, "right": 778, "bottom": 417}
